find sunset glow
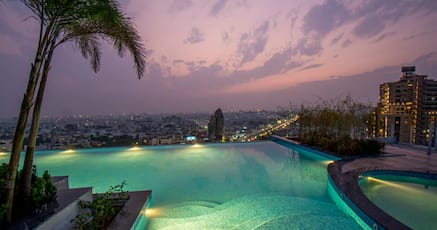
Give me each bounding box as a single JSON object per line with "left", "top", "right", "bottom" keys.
{"left": 1, "top": 0, "right": 437, "bottom": 117}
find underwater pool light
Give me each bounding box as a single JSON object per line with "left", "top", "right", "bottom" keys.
{"left": 62, "top": 149, "right": 75, "bottom": 154}
{"left": 144, "top": 208, "right": 159, "bottom": 217}
{"left": 129, "top": 146, "right": 141, "bottom": 151}
{"left": 322, "top": 160, "right": 334, "bottom": 166}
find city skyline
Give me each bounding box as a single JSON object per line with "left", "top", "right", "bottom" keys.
{"left": 1, "top": 0, "right": 437, "bottom": 118}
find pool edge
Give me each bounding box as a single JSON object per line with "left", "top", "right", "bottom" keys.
{"left": 269, "top": 135, "right": 412, "bottom": 230}
{"left": 270, "top": 135, "right": 340, "bottom": 161}
{"left": 327, "top": 162, "right": 413, "bottom": 230}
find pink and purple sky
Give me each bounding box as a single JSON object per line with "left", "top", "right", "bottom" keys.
{"left": 1, "top": 0, "right": 437, "bottom": 118}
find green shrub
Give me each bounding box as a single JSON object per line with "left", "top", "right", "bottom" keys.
{"left": 72, "top": 181, "right": 129, "bottom": 230}
{"left": 299, "top": 134, "right": 384, "bottom": 156}
{"left": 0, "top": 163, "right": 57, "bottom": 224}
{"left": 0, "top": 204, "right": 6, "bottom": 223}
{"left": 30, "top": 168, "right": 57, "bottom": 208}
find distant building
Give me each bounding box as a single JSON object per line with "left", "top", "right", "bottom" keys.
{"left": 377, "top": 66, "right": 437, "bottom": 145}
{"left": 208, "top": 108, "right": 225, "bottom": 142}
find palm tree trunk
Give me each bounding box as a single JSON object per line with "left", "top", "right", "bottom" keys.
{"left": 21, "top": 45, "right": 54, "bottom": 203}
{"left": 3, "top": 59, "right": 42, "bottom": 223}
{"left": 2, "top": 15, "right": 58, "bottom": 222}
{"left": 4, "top": 0, "right": 147, "bottom": 221}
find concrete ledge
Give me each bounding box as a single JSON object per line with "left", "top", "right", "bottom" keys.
{"left": 328, "top": 161, "right": 411, "bottom": 230}
{"left": 270, "top": 135, "right": 340, "bottom": 160}
{"left": 51, "top": 176, "right": 69, "bottom": 190}
{"left": 362, "top": 170, "right": 437, "bottom": 186}
{"left": 36, "top": 187, "right": 93, "bottom": 230}
{"left": 108, "top": 190, "right": 152, "bottom": 230}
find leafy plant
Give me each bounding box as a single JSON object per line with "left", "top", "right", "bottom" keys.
{"left": 30, "top": 168, "right": 57, "bottom": 208}
{"left": 0, "top": 164, "right": 57, "bottom": 226}
{"left": 297, "top": 96, "right": 384, "bottom": 156}
{"left": 0, "top": 204, "right": 7, "bottom": 222}
{"left": 72, "top": 181, "right": 129, "bottom": 230}
{"left": 4, "top": 0, "right": 147, "bottom": 223}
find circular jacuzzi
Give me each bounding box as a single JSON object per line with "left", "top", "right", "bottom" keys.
{"left": 359, "top": 170, "right": 437, "bottom": 229}
{"left": 328, "top": 162, "right": 437, "bottom": 230}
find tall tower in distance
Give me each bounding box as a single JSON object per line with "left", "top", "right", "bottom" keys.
{"left": 377, "top": 66, "right": 437, "bottom": 145}
{"left": 208, "top": 108, "right": 225, "bottom": 142}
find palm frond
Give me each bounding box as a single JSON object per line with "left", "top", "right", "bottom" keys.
{"left": 74, "top": 34, "right": 102, "bottom": 73}
{"left": 57, "top": 0, "right": 146, "bottom": 78}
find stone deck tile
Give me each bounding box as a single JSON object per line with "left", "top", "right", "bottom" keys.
{"left": 341, "top": 144, "right": 437, "bottom": 174}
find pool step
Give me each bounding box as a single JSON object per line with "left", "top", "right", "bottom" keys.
{"left": 35, "top": 187, "right": 93, "bottom": 230}
{"left": 8, "top": 176, "right": 92, "bottom": 230}
{"left": 51, "top": 176, "right": 69, "bottom": 190}
{"left": 27, "top": 176, "right": 152, "bottom": 230}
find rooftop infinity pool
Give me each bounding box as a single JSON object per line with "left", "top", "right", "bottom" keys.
{"left": 0, "top": 141, "right": 361, "bottom": 229}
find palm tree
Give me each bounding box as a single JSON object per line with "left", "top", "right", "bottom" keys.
{"left": 3, "top": 0, "right": 146, "bottom": 223}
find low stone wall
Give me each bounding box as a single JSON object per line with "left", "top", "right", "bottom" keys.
{"left": 327, "top": 161, "right": 410, "bottom": 230}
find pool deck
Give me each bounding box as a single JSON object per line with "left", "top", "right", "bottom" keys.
{"left": 340, "top": 143, "right": 437, "bottom": 174}
{"left": 328, "top": 143, "right": 437, "bottom": 230}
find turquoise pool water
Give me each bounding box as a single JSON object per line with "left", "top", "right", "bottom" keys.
{"left": 360, "top": 175, "right": 437, "bottom": 230}
{"left": 0, "top": 142, "right": 360, "bottom": 229}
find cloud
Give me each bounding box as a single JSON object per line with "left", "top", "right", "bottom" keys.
{"left": 287, "top": 7, "right": 300, "bottom": 30}
{"left": 373, "top": 32, "right": 395, "bottom": 43}
{"left": 403, "top": 30, "right": 436, "bottom": 41}
{"left": 168, "top": 0, "right": 193, "bottom": 13}
{"left": 299, "top": 64, "right": 323, "bottom": 71}
{"left": 237, "top": 21, "right": 270, "bottom": 65}
{"left": 330, "top": 33, "right": 344, "bottom": 45}
{"left": 147, "top": 62, "right": 164, "bottom": 78}
{"left": 353, "top": 15, "right": 385, "bottom": 38}
{"left": 412, "top": 52, "right": 437, "bottom": 65}
{"left": 282, "top": 65, "right": 401, "bottom": 105}
{"left": 351, "top": 0, "right": 437, "bottom": 39}
{"left": 210, "top": 0, "right": 228, "bottom": 16}
{"left": 184, "top": 27, "right": 205, "bottom": 44}
{"left": 302, "top": 0, "right": 436, "bottom": 43}
{"left": 300, "top": 0, "right": 350, "bottom": 57}
{"left": 222, "top": 32, "right": 230, "bottom": 43}
{"left": 295, "top": 37, "right": 322, "bottom": 56}
{"left": 354, "top": 0, "right": 419, "bottom": 22}
{"left": 341, "top": 39, "right": 352, "bottom": 48}
{"left": 145, "top": 45, "right": 302, "bottom": 95}
{"left": 231, "top": 47, "right": 301, "bottom": 81}
{"left": 3, "top": 0, "right": 437, "bottom": 118}
{"left": 261, "top": 47, "right": 300, "bottom": 73}
{"left": 302, "top": 0, "right": 350, "bottom": 37}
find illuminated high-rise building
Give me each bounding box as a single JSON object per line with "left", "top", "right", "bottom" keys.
{"left": 377, "top": 66, "right": 437, "bottom": 145}
{"left": 208, "top": 108, "right": 225, "bottom": 142}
